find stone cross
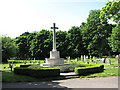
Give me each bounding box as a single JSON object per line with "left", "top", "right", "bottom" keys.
{"left": 51, "top": 23, "right": 58, "bottom": 51}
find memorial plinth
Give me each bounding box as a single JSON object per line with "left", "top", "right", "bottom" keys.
{"left": 40, "top": 23, "right": 65, "bottom": 67}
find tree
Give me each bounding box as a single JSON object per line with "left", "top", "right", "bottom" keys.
{"left": 108, "top": 25, "right": 120, "bottom": 53}
{"left": 33, "top": 29, "right": 50, "bottom": 59}
{"left": 2, "top": 36, "right": 17, "bottom": 62}
{"left": 56, "top": 30, "right": 67, "bottom": 58}
{"left": 66, "top": 26, "right": 84, "bottom": 58}
{"left": 100, "top": 0, "right": 120, "bottom": 24}
{"left": 81, "top": 10, "right": 112, "bottom": 57}
{"left": 15, "top": 36, "right": 28, "bottom": 59}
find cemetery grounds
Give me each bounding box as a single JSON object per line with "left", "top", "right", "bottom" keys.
{"left": 0, "top": 57, "right": 120, "bottom": 83}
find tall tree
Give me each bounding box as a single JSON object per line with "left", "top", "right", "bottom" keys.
{"left": 66, "top": 26, "right": 84, "bottom": 58}
{"left": 2, "top": 36, "right": 17, "bottom": 62}
{"left": 15, "top": 36, "right": 28, "bottom": 59}
{"left": 81, "top": 10, "right": 112, "bottom": 57}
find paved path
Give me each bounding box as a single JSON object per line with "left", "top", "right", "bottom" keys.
{"left": 2, "top": 76, "right": 119, "bottom": 88}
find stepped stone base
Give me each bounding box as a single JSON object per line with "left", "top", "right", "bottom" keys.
{"left": 40, "top": 58, "right": 66, "bottom": 67}
{"left": 40, "top": 50, "right": 68, "bottom": 67}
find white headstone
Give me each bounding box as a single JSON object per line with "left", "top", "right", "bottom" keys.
{"left": 81, "top": 55, "right": 84, "bottom": 62}
{"left": 75, "top": 58, "right": 78, "bottom": 62}
{"left": 101, "top": 58, "right": 105, "bottom": 63}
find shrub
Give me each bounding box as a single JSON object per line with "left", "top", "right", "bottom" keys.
{"left": 75, "top": 64, "right": 104, "bottom": 76}
{"left": 14, "top": 67, "right": 60, "bottom": 78}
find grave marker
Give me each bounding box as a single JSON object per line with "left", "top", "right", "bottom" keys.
{"left": 106, "top": 58, "right": 111, "bottom": 65}
{"left": 81, "top": 55, "right": 84, "bottom": 62}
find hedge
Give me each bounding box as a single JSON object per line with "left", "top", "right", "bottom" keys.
{"left": 14, "top": 67, "right": 60, "bottom": 78}
{"left": 75, "top": 64, "right": 104, "bottom": 76}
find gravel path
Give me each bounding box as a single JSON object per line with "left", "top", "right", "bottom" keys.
{"left": 2, "top": 76, "right": 119, "bottom": 88}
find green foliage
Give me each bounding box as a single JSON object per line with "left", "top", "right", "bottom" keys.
{"left": 14, "top": 67, "right": 60, "bottom": 78}
{"left": 100, "top": 0, "right": 120, "bottom": 23}
{"left": 81, "top": 10, "right": 113, "bottom": 57}
{"left": 15, "top": 36, "right": 28, "bottom": 59}
{"left": 2, "top": 36, "right": 17, "bottom": 62}
{"left": 75, "top": 64, "right": 104, "bottom": 76}
{"left": 66, "top": 26, "right": 84, "bottom": 57}
{"left": 108, "top": 25, "right": 120, "bottom": 52}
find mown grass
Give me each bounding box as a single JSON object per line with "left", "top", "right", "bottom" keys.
{"left": 1, "top": 58, "right": 119, "bottom": 82}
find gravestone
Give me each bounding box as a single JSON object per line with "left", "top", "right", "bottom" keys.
{"left": 41, "top": 23, "right": 65, "bottom": 66}
{"left": 106, "top": 58, "right": 111, "bottom": 65}
{"left": 67, "top": 56, "right": 70, "bottom": 62}
{"left": 86, "top": 55, "right": 88, "bottom": 59}
{"left": 90, "top": 55, "right": 92, "bottom": 60}
{"left": 93, "top": 56, "right": 95, "bottom": 60}
{"left": 115, "top": 55, "right": 119, "bottom": 63}
{"left": 101, "top": 58, "right": 105, "bottom": 63}
{"left": 75, "top": 58, "right": 78, "bottom": 62}
{"left": 81, "top": 55, "right": 84, "bottom": 62}
{"left": 84, "top": 55, "right": 86, "bottom": 62}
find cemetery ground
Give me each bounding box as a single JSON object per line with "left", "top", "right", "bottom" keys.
{"left": 1, "top": 57, "right": 119, "bottom": 83}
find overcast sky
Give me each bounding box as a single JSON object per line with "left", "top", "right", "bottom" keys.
{"left": 0, "top": 0, "right": 111, "bottom": 38}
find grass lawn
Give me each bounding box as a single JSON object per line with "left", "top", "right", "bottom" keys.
{"left": 1, "top": 58, "right": 120, "bottom": 82}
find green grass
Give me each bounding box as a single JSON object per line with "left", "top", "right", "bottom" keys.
{"left": 79, "top": 63, "right": 119, "bottom": 79}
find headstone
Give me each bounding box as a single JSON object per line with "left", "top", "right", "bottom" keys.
{"left": 106, "top": 58, "right": 111, "bottom": 65}
{"left": 81, "top": 55, "right": 84, "bottom": 62}
{"left": 67, "top": 56, "right": 70, "bottom": 62}
{"left": 86, "top": 55, "right": 88, "bottom": 59}
{"left": 90, "top": 55, "right": 92, "bottom": 60}
{"left": 115, "top": 55, "right": 119, "bottom": 63}
{"left": 75, "top": 58, "right": 78, "bottom": 62}
{"left": 101, "top": 58, "right": 105, "bottom": 63}
{"left": 84, "top": 55, "right": 86, "bottom": 62}
{"left": 93, "top": 56, "right": 95, "bottom": 60}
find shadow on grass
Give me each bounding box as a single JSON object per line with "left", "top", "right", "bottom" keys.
{"left": 2, "top": 70, "right": 76, "bottom": 83}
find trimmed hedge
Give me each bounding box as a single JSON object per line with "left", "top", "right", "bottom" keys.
{"left": 14, "top": 67, "right": 60, "bottom": 78}
{"left": 75, "top": 64, "right": 104, "bottom": 76}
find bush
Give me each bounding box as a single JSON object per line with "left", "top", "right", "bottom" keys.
{"left": 75, "top": 64, "right": 104, "bottom": 76}
{"left": 14, "top": 67, "right": 60, "bottom": 78}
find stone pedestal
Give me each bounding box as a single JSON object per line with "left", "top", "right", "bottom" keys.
{"left": 40, "top": 51, "right": 65, "bottom": 67}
